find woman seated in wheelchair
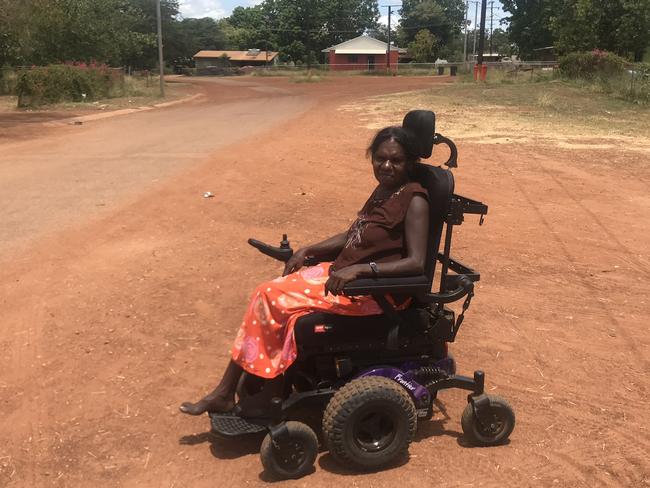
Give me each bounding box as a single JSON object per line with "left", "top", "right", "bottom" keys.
{"left": 180, "top": 125, "right": 430, "bottom": 415}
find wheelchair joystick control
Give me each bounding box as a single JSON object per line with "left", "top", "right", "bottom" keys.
{"left": 280, "top": 234, "right": 290, "bottom": 249}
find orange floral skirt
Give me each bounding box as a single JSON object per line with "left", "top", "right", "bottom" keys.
{"left": 231, "top": 262, "right": 387, "bottom": 379}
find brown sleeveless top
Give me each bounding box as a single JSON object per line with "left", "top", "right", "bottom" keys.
{"left": 332, "top": 182, "right": 429, "bottom": 271}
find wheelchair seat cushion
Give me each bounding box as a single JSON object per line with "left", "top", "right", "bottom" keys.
{"left": 294, "top": 308, "right": 430, "bottom": 351}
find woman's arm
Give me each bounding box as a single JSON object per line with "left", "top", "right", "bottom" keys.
{"left": 325, "top": 195, "right": 429, "bottom": 294}
{"left": 283, "top": 232, "right": 348, "bottom": 276}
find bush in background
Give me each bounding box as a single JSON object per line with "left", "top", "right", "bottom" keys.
{"left": 560, "top": 50, "right": 648, "bottom": 104}
{"left": 16, "top": 63, "right": 124, "bottom": 107}
{"left": 0, "top": 64, "right": 18, "bottom": 95}
{"left": 559, "top": 50, "right": 627, "bottom": 79}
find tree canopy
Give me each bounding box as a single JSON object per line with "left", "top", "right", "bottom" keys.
{"left": 502, "top": 0, "right": 650, "bottom": 61}
{"left": 2, "top": 0, "right": 646, "bottom": 68}
{"left": 0, "top": 0, "right": 379, "bottom": 68}
{"left": 398, "top": 0, "right": 465, "bottom": 49}
{"left": 220, "top": 0, "right": 380, "bottom": 63}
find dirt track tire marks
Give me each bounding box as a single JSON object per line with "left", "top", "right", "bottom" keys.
{"left": 506, "top": 163, "right": 648, "bottom": 372}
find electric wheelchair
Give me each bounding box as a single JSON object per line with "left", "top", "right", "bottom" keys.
{"left": 207, "top": 110, "right": 515, "bottom": 479}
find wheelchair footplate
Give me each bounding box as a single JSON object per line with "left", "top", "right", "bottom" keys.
{"left": 209, "top": 411, "right": 266, "bottom": 437}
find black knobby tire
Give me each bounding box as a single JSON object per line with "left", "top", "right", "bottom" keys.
{"left": 461, "top": 394, "right": 515, "bottom": 446}
{"left": 322, "top": 376, "right": 417, "bottom": 470}
{"left": 260, "top": 421, "right": 318, "bottom": 480}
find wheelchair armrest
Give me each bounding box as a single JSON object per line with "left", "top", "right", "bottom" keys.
{"left": 418, "top": 275, "right": 474, "bottom": 304}
{"left": 342, "top": 275, "right": 431, "bottom": 296}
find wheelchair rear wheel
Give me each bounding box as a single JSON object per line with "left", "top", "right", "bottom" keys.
{"left": 323, "top": 376, "right": 417, "bottom": 470}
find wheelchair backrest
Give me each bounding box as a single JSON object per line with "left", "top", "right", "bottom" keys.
{"left": 413, "top": 162, "right": 454, "bottom": 284}
{"left": 403, "top": 110, "right": 455, "bottom": 286}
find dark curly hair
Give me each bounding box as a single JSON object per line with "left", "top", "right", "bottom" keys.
{"left": 366, "top": 126, "right": 421, "bottom": 166}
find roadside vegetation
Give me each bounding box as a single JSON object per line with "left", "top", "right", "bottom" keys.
{"left": 1, "top": 0, "right": 649, "bottom": 110}
{"left": 341, "top": 72, "right": 650, "bottom": 155}
{"left": 0, "top": 64, "right": 178, "bottom": 110}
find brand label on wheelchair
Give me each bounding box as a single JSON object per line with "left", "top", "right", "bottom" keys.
{"left": 393, "top": 373, "right": 417, "bottom": 392}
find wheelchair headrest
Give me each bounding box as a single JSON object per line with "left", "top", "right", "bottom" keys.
{"left": 402, "top": 110, "right": 435, "bottom": 159}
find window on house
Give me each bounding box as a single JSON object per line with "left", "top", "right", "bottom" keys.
{"left": 347, "top": 55, "right": 358, "bottom": 63}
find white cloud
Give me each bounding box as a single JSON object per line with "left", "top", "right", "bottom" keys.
{"left": 179, "top": 0, "right": 227, "bottom": 19}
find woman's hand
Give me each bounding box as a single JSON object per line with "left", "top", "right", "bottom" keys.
{"left": 283, "top": 248, "right": 309, "bottom": 276}
{"left": 324, "top": 265, "right": 363, "bottom": 296}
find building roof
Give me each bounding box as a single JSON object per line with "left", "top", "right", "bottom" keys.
{"left": 193, "top": 50, "right": 279, "bottom": 62}
{"left": 322, "top": 35, "right": 399, "bottom": 54}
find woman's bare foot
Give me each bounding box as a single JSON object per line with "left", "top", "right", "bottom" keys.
{"left": 179, "top": 394, "right": 235, "bottom": 415}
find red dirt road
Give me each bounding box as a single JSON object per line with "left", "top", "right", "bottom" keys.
{"left": 1, "top": 76, "right": 648, "bottom": 487}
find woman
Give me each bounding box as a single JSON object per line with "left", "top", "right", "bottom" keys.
{"left": 180, "top": 125, "right": 430, "bottom": 415}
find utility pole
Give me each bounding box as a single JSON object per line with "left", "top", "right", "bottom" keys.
{"left": 462, "top": 0, "right": 469, "bottom": 62}
{"left": 489, "top": 0, "right": 494, "bottom": 56}
{"left": 477, "top": 0, "right": 487, "bottom": 66}
{"left": 382, "top": 5, "right": 400, "bottom": 71}
{"left": 473, "top": 1, "right": 479, "bottom": 58}
{"left": 264, "top": 15, "right": 271, "bottom": 68}
{"left": 155, "top": 0, "right": 165, "bottom": 97}
{"left": 387, "top": 5, "right": 392, "bottom": 70}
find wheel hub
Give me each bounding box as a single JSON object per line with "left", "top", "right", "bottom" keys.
{"left": 353, "top": 411, "right": 397, "bottom": 453}
{"left": 477, "top": 412, "right": 505, "bottom": 437}
{"left": 274, "top": 440, "right": 306, "bottom": 470}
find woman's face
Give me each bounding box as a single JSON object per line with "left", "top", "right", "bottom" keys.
{"left": 372, "top": 138, "right": 410, "bottom": 190}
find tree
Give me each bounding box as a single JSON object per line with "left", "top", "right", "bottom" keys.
{"left": 398, "top": 0, "right": 465, "bottom": 47}
{"left": 24, "top": 0, "right": 156, "bottom": 66}
{"left": 408, "top": 29, "right": 439, "bottom": 62}
{"left": 502, "top": 0, "right": 650, "bottom": 61}
{"left": 0, "top": 0, "right": 26, "bottom": 65}
{"left": 488, "top": 28, "right": 514, "bottom": 57}
{"left": 220, "top": 0, "right": 379, "bottom": 64}
{"left": 167, "top": 18, "right": 228, "bottom": 66}
{"left": 549, "top": 0, "right": 650, "bottom": 61}
{"left": 500, "top": 0, "right": 554, "bottom": 59}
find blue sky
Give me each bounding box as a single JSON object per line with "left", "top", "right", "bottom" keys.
{"left": 179, "top": 0, "right": 506, "bottom": 27}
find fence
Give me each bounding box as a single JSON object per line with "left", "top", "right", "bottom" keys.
{"left": 246, "top": 61, "right": 560, "bottom": 77}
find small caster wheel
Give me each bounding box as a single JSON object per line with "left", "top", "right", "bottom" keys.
{"left": 260, "top": 421, "right": 318, "bottom": 479}
{"left": 461, "top": 394, "right": 515, "bottom": 446}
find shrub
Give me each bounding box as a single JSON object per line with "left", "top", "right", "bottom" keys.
{"left": 559, "top": 50, "right": 627, "bottom": 79}
{"left": 16, "top": 64, "right": 122, "bottom": 107}
{"left": 559, "top": 51, "right": 648, "bottom": 104}
{"left": 0, "top": 64, "right": 17, "bottom": 95}
{"left": 195, "top": 66, "right": 243, "bottom": 76}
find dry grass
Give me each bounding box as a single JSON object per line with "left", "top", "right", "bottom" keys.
{"left": 338, "top": 79, "right": 650, "bottom": 154}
